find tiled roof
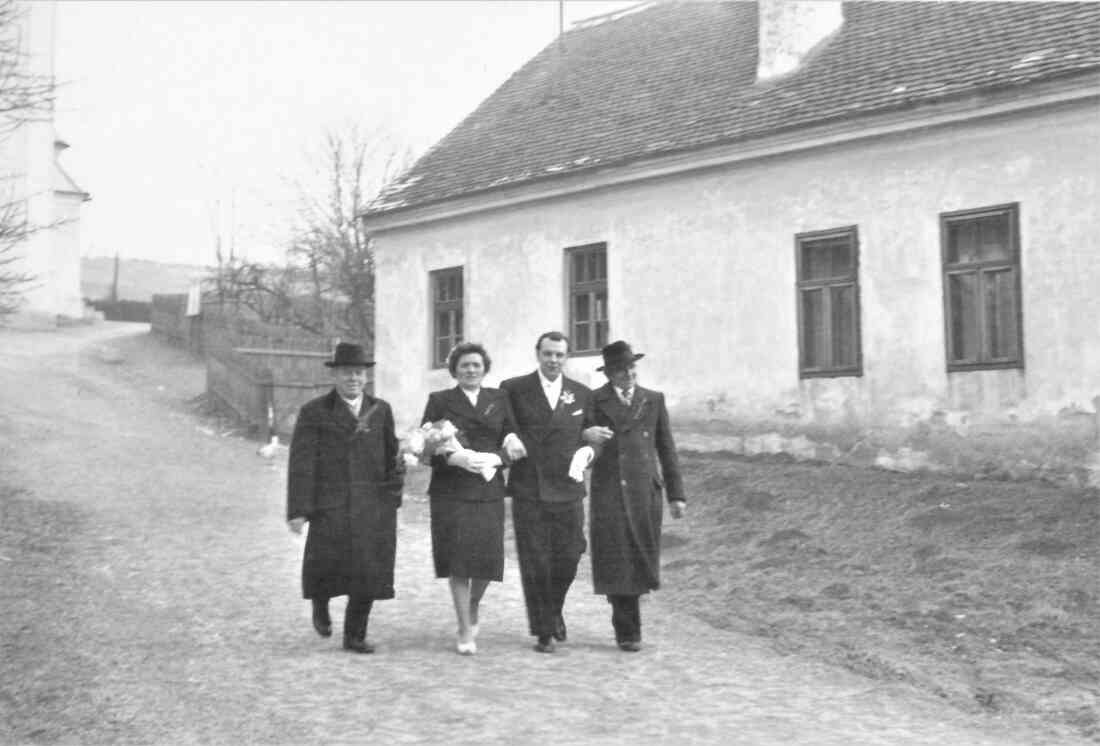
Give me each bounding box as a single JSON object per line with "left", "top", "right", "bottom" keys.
{"left": 367, "top": 1, "right": 1100, "bottom": 215}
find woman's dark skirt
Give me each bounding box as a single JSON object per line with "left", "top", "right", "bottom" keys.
{"left": 429, "top": 496, "right": 505, "bottom": 581}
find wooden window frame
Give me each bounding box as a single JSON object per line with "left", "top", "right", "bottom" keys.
{"left": 565, "top": 242, "right": 609, "bottom": 356}
{"left": 940, "top": 203, "right": 1023, "bottom": 372}
{"left": 430, "top": 266, "right": 463, "bottom": 369}
{"left": 795, "top": 226, "right": 863, "bottom": 379}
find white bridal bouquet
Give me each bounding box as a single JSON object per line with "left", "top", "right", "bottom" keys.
{"left": 401, "top": 419, "right": 499, "bottom": 481}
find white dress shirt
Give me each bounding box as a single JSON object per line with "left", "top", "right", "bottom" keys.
{"left": 340, "top": 394, "right": 363, "bottom": 417}
{"left": 539, "top": 370, "right": 563, "bottom": 410}
{"left": 461, "top": 387, "right": 480, "bottom": 407}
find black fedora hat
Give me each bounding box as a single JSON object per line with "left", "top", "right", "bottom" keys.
{"left": 596, "top": 340, "right": 644, "bottom": 372}
{"left": 324, "top": 342, "right": 375, "bottom": 368}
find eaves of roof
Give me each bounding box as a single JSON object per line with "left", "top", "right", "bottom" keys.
{"left": 362, "top": 72, "right": 1100, "bottom": 234}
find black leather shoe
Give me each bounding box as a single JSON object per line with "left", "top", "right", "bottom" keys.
{"left": 552, "top": 616, "right": 567, "bottom": 643}
{"left": 617, "top": 640, "right": 642, "bottom": 652}
{"left": 312, "top": 601, "right": 332, "bottom": 638}
{"left": 534, "top": 636, "right": 556, "bottom": 653}
{"left": 343, "top": 636, "right": 376, "bottom": 654}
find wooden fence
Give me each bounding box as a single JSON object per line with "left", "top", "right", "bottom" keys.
{"left": 150, "top": 295, "right": 370, "bottom": 437}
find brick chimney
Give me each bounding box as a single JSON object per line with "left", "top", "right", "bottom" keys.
{"left": 757, "top": 0, "right": 843, "bottom": 81}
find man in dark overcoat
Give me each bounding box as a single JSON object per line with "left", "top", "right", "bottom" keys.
{"left": 501, "top": 331, "right": 592, "bottom": 653}
{"left": 583, "top": 340, "right": 686, "bottom": 652}
{"left": 287, "top": 343, "right": 404, "bottom": 654}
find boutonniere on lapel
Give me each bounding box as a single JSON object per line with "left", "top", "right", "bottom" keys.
{"left": 354, "top": 402, "right": 381, "bottom": 435}
{"left": 560, "top": 390, "right": 575, "bottom": 406}
{"left": 630, "top": 395, "right": 648, "bottom": 421}
{"left": 482, "top": 400, "right": 498, "bottom": 417}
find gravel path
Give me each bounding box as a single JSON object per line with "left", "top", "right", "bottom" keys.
{"left": 0, "top": 323, "right": 1083, "bottom": 745}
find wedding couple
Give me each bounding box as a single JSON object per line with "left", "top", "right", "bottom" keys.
{"left": 286, "top": 332, "right": 685, "bottom": 656}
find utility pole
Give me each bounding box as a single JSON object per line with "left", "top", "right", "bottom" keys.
{"left": 109, "top": 252, "right": 119, "bottom": 304}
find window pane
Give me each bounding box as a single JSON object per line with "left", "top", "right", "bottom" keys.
{"left": 831, "top": 284, "right": 856, "bottom": 368}
{"left": 453, "top": 308, "right": 463, "bottom": 342}
{"left": 801, "top": 288, "right": 825, "bottom": 368}
{"left": 977, "top": 214, "right": 1010, "bottom": 261}
{"left": 587, "top": 251, "right": 599, "bottom": 283}
{"left": 574, "top": 322, "right": 590, "bottom": 352}
{"left": 947, "top": 220, "right": 979, "bottom": 264}
{"left": 572, "top": 252, "right": 586, "bottom": 283}
{"left": 595, "top": 320, "right": 609, "bottom": 349}
{"left": 947, "top": 213, "right": 1009, "bottom": 264}
{"left": 573, "top": 293, "right": 590, "bottom": 322}
{"left": 801, "top": 236, "right": 852, "bottom": 280}
{"left": 436, "top": 338, "right": 449, "bottom": 367}
{"left": 596, "top": 249, "right": 607, "bottom": 280}
{"left": 594, "top": 291, "right": 607, "bottom": 322}
{"left": 949, "top": 272, "right": 978, "bottom": 362}
{"left": 985, "top": 269, "right": 1018, "bottom": 360}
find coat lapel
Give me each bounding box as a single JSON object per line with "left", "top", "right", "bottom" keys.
{"left": 527, "top": 372, "right": 555, "bottom": 421}
{"left": 548, "top": 378, "right": 580, "bottom": 427}
{"left": 355, "top": 396, "right": 381, "bottom": 434}
{"left": 325, "top": 389, "right": 358, "bottom": 431}
{"left": 628, "top": 388, "right": 650, "bottom": 424}
{"left": 449, "top": 386, "right": 497, "bottom": 426}
{"left": 475, "top": 388, "right": 502, "bottom": 422}
{"left": 595, "top": 383, "right": 647, "bottom": 433}
{"left": 447, "top": 386, "right": 477, "bottom": 420}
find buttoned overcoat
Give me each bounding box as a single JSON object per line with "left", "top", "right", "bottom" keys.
{"left": 287, "top": 389, "right": 403, "bottom": 600}
{"left": 586, "top": 383, "right": 685, "bottom": 595}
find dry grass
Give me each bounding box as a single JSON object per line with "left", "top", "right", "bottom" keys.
{"left": 659, "top": 452, "right": 1100, "bottom": 741}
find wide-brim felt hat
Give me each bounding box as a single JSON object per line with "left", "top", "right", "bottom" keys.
{"left": 324, "top": 342, "right": 375, "bottom": 368}
{"left": 596, "top": 340, "right": 644, "bottom": 372}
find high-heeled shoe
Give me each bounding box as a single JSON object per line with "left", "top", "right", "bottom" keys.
{"left": 456, "top": 636, "right": 477, "bottom": 655}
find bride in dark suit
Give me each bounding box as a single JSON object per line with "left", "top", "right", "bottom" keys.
{"left": 421, "top": 342, "right": 524, "bottom": 654}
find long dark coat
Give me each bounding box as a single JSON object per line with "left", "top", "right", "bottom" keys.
{"left": 586, "top": 383, "right": 685, "bottom": 595}
{"left": 287, "top": 389, "right": 403, "bottom": 600}
{"left": 500, "top": 371, "right": 592, "bottom": 504}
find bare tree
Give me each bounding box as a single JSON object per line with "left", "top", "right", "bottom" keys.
{"left": 209, "top": 127, "right": 411, "bottom": 346}
{"left": 0, "top": 0, "right": 57, "bottom": 319}
{"left": 0, "top": 192, "right": 34, "bottom": 316}
{"left": 287, "top": 127, "right": 410, "bottom": 346}
{"left": 0, "top": 0, "right": 53, "bottom": 136}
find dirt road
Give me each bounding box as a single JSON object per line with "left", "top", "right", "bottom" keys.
{"left": 0, "top": 323, "right": 1085, "bottom": 745}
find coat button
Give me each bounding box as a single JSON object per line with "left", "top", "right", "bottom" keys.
{"left": 620, "top": 479, "right": 627, "bottom": 487}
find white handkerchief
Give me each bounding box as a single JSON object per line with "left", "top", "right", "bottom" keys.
{"left": 568, "top": 446, "right": 595, "bottom": 482}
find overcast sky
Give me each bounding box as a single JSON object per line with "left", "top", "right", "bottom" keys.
{"left": 54, "top": 1, "right": 635, "bottom": 266}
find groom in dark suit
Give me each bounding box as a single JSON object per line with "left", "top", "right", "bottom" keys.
{"left": 501, "top": 331, "right": 593, "bottom": 653}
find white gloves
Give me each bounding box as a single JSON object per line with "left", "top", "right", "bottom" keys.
{"left": 568, "top": 446, "right": 595, "bottom": 482}
{"left": 448, "top": 449, "right": 502, "bottom": 481}
{"left": 502, "top": 433, "right": 527, "bottom": 461}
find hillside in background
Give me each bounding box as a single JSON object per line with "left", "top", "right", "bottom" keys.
{"left": 81, "top": 257, "right": 210, "bottom": 302}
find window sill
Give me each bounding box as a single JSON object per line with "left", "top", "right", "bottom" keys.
{"left": 946, "top": 361, "right": 1023, "bottom": 373}
{"left": 799, "top": 368, "right": 863, "bottom": 379}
